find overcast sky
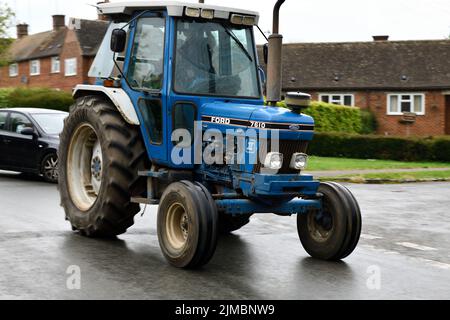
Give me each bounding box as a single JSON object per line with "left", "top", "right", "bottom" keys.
{"left": 4, "top": 0, "right": 450, "bottom": 43}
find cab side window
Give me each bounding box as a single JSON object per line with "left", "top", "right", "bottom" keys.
{"left": 127, "top": 17, "right": 165, "bottom": 91}
{"left": 9, "top": 113, "right": 33, "bottom": 134}
{"left": 173, "top": 103, "right": 196, "bottom": 142}
{"left": 138, "top": 99, "right": 163, "bottom": 144}
{"left": 0, "top": 112, "right": 7, "bottom": 131}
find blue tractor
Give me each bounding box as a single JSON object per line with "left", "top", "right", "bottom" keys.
{"left": 59, "top": 1, "right": 361, "bottom": 268}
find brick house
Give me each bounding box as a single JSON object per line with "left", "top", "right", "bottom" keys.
{"left": 263, "top": 38, "right": 450, "bottom": 136}
{"left": 0, "top": 15, "right": 108, "bottom": 92}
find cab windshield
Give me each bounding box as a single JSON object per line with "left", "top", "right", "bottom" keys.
{"left": 174, "top": 19, "right": 261, "bottom": 99}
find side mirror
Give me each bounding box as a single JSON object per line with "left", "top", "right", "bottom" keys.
{"left": 110, "top": 29, "right": 127, "bottom": 53}
{"left": 263, "top": 43, "right": 269, "bottom": 65}
{"left": 20, "top": 127, "right": 36, "bottom": 137}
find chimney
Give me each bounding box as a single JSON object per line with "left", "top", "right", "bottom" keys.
{"left": 52, "top": 15, "right": 66, "bottom": 31}
{"left": 97, "top": 0, "right": 110, "bottom": 21}
{"left": 373, "top": 35, "right": 389, "bottom": 41}
{"left": 16, "top": 24, "right": 29, "bottom": 39}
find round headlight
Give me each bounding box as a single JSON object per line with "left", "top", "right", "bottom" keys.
{"left": 264, "top": 152, "right": 283, "bottom": 170}
{"left": 290, "top": 153, "right": 308, "bottom": 170}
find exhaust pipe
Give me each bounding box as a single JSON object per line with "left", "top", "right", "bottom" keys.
{"left": 266, "top": 0, "right": 285, "bottom": 105}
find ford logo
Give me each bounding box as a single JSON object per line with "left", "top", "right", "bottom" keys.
{"left": 289, "top": 124, "right": 300, "bottom": 131}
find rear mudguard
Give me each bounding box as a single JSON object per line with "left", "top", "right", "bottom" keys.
{"left": 73, "top": 84, "right": 140, "bottom": 126}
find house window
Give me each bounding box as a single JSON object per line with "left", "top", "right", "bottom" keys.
{"left": 387, "top": 93, "right": 425, "bottom": 115}
{"left": 9, "top": 63, "right": 18, "bottom": 77}
{"left": 51, "top": 57, "right": 60, "bottom": 73}
{"left": 65, "top": 58, "right": 77, "bottom": 76}
{"left": 30, "top": 60, "right": 40, "bottom": 76}
{"left": 319, "top": 94, "right": 354, "bottom": 106}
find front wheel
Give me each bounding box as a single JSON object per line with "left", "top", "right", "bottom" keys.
{"left": 157, "top": 181, "right": 218, "bottom": 269}
{"left": 297, "top": 182, "right": 362, "bottom": 261}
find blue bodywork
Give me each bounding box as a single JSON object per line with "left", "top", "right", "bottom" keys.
{"left": 99, "top": 10, "right": 321, "bottom": 214}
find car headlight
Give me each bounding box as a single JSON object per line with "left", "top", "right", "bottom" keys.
{"left": 264, "top": 152, "right": 283, "bottom": 170}
{"left": 290, "top": 153, "right": 308, "bottom": 170}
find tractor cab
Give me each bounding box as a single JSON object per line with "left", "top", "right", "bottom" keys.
{"left": 79, "top": 1, "right": 314, "bottom": 172}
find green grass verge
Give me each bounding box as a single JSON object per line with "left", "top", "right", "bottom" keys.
{"left": 319, "top": 170, "right": 450, "bottom": 183}
{"left": 307, "top": 156, "right": 450, "bottom": 171}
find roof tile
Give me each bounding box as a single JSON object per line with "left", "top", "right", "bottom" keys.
{"left": 259, "top": 40, "right": 450, "bottom": 90}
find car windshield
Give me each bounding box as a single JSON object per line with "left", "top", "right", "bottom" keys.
{"left": 174, "top": 19, "right": 261, "bottom": 98}
{"left": 31, "top": 113, "right": 68, "bottom": 135}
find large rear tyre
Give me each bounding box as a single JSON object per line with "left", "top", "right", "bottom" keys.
{"left": 219, "top": 213, "right": 252, "bottom": 234}
{"left": 297, "top": 182, "right": 362, "bottom": 260}
{"left": 58, "top": 96, "right": 147, "bottom": 237}
{"left": 157, "top": 181, "right": 218, "bottom": 269}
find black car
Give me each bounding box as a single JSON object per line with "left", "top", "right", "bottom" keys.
{"left": 0, "top": 108, "right": 68, "bottom": 183}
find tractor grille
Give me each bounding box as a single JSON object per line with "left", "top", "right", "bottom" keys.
{"left": 253, "top": 139, "right": 309, "bottom": 174}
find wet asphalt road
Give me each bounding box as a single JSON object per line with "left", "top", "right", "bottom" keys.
{"left": 0, "top": 171, "right": 449, "bottom": 300}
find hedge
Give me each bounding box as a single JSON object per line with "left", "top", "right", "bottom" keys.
{"left": 276, "top": 100, "right": 375, "bottom": 134}
{"left": 308, "top": 132, "right": 450, "bottom": 162}
{"left": 359, "top": 110, "right": 377, "bottom": 134}
{"left": 303, "top": 101, "right": 362, "bottom": 134}
{"left": 0, "top": 88, "right": 13, "bottom": 108}
{"left": 0, "top": 88, "right": 73, "bottom": 112}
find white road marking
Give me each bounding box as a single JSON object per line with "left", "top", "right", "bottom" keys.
{"left": 383, "top": 250, "right": 400, "bottom": 255}
{"left": 361, "top": 244, "right": 450, "bottom": 271}
{"left": 426, "top": 261, "right": 450, "bottom": 270}
{"left": 396, "top": 242, "right": 438, "bottom": 251}
{"left": 361, "top": 245, "right": 401, "bottom": 255}
{"left": 360, "top": 234, "right": 383, "bottom": 240}
{"left": 417, "top": 258, "right": 450, "bottom": 270}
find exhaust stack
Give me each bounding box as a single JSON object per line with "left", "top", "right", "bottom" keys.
{"left": 266, "top": 0, "right": 286, "bottom": 105}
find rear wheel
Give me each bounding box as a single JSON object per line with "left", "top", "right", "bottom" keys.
{"left": 157, "top": 181, "right": 218, "bottom": 268}
{"left": 41, "top": 153, "right": 58, "bottom": 183}
{"left": 58, "top": 96, "right": 147, "bottom": 237}
{"left": 297, "top": 182, "right": 362, "bottom": 260}
{"left": 219, "top": 213, "right": 252, "bottom": 234}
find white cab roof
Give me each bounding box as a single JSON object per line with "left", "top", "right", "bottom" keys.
{"left": 98, "top": 1, "right": 259, "bottom": 23}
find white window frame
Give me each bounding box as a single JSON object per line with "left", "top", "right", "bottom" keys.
{"left": 9, "top": 63, "right": 18, "bottom": 77}
{"left": 319, "top": 93, "right": 355, "bottom": 106}
{"left": 387, "top": 93, "right": 425, "bottom": 116}
{"left": 30, "top": 59, "right": 40, "bottom": 76}
{"left": 65, "top": 58, "right": 77, "bottom": 77}
{"left": 51, "top": 56, "right": 60, "bottom": 73}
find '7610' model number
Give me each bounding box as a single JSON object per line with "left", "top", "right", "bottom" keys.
{"left": 250, "top": 121, "right": 267, "bottom": 128}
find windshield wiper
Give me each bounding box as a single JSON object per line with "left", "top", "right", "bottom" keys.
{"left": 222, "top": 26, "right": 253, "bottom": 62}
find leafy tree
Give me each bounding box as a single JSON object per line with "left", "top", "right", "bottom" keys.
{"left": 0, "top": 3, "right": 15, "bottom": 66}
